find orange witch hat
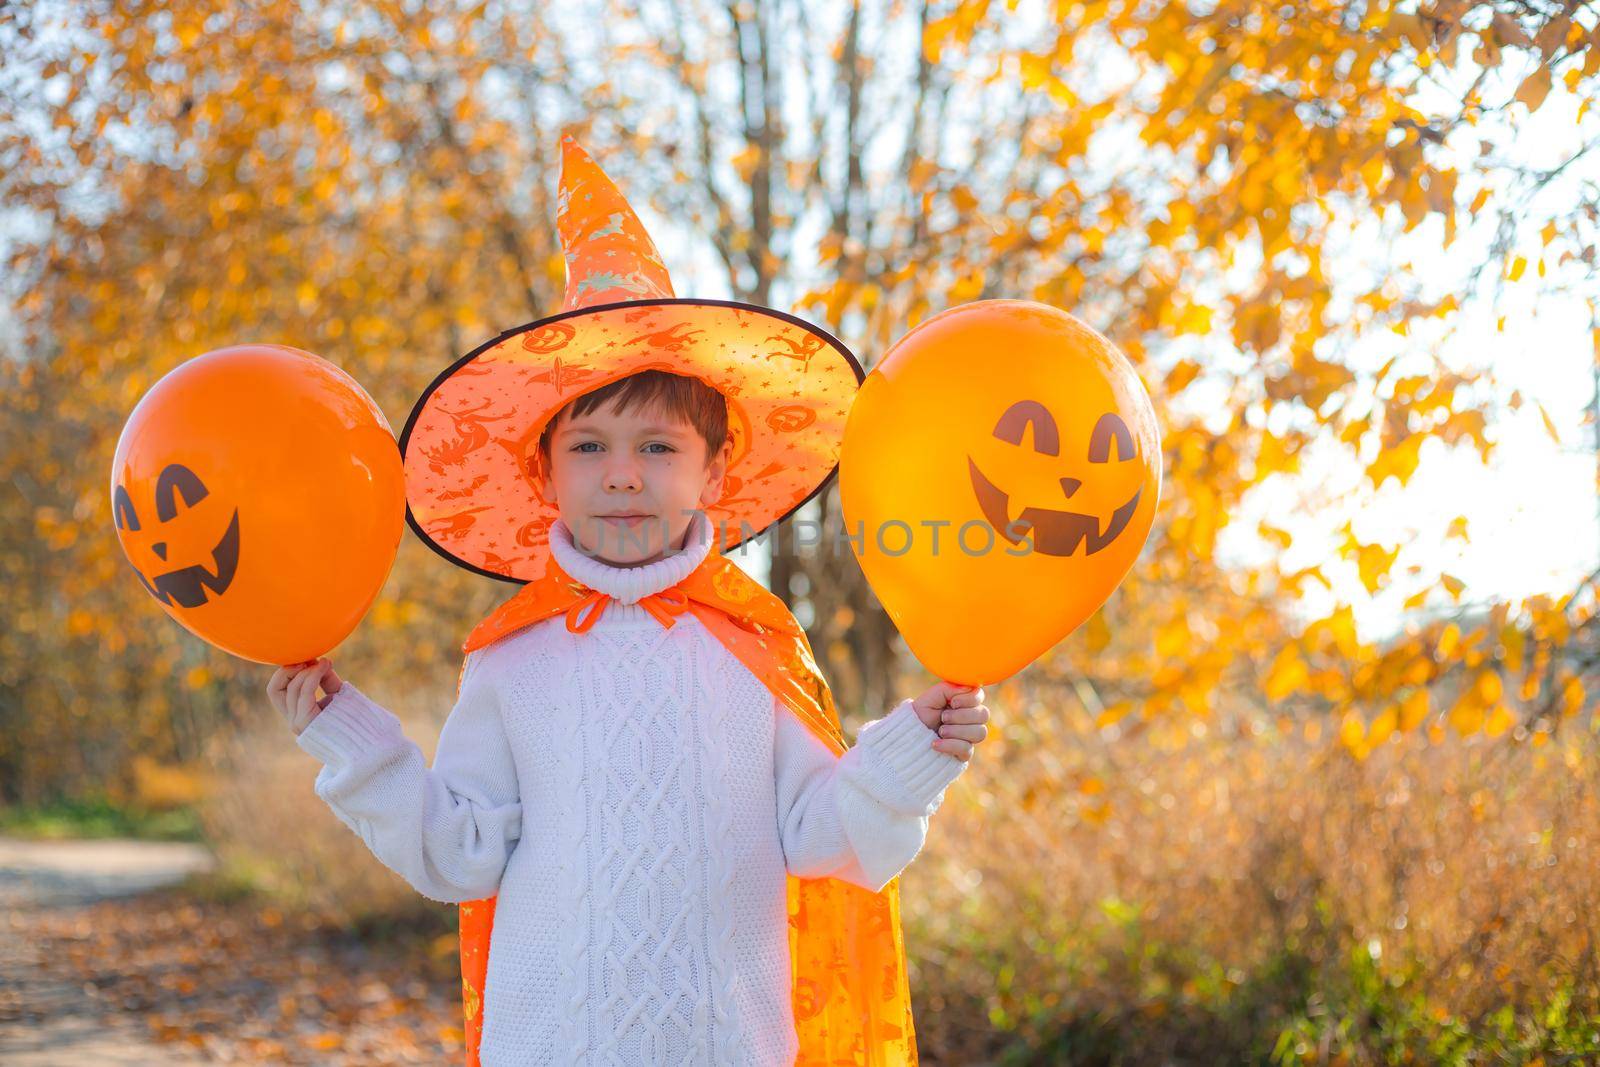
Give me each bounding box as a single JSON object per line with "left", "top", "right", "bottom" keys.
{"left": 398, "top": 134, "right": 864, "bottom": 583}
{"left": 454, "top": 546, "right": 921, "bottom": 1066}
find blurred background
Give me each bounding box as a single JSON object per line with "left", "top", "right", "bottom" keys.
{"left": 2, "top": 0, "right": 1598, "bottom": 1063}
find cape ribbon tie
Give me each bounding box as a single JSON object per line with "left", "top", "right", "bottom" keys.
{"left": 564, "top": 583, "right": 691, "bottom": 633}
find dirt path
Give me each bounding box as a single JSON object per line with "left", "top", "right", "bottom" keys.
{"left": 0, "top": 836, "right": 217, "bottom": 1065}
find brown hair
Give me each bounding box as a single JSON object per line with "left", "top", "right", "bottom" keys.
{"left": 536, "top": 370, "right": 729, "bottom": 468}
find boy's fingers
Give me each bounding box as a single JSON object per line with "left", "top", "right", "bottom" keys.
{"left": 915, "top": 680, "right": 978, "bottom": 714}
{"left": 925, "top": 686, "right": 983, "bottom": 712}
{"left": 941, "top": 703, "right": 990, "bottom": 724}
{"left": 932, "top": 738, "right": 973, "bottom": 761}
{"left": 937, "top": 723, "right": 988, "bottom": 744}
{"left": 289, "top": 662, "right": 323, "bottom": 718}
{"left": 308, "top": 658, "right": 332, "bottom": 704}
{"left": 286, "top": 668, "right": 311, "bottom": 717}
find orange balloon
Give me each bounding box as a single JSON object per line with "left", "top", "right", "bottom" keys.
{"left": 840, "top": 300, "right": 1161, "bottom": 684}
{"left": 110, "top": 344, "right": 405, "bottom": 666}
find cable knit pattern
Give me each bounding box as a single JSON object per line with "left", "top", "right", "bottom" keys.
{"left": 294, "top": 511, "right": 968, "bottom": 1065}
{"left": 699, "top": 633, "right": 748, "bottom": 1066}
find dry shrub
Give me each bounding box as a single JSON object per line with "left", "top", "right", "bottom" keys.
{"left": 904, "top": 679, "right": 1600, "bottom": 1063}
{"left": 195, "top": 674, "right": 464, "bottom": 930}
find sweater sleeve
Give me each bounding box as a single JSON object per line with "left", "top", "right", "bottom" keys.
{"left": 773, "top": 696, "right": 967, "bottom": 893}
{"left": 293, "top": 649, "right": 522, "bottom": 904}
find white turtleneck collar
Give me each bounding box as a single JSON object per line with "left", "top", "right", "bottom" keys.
{"left": 548, "top": 511, "right": 715, "bottom": 622}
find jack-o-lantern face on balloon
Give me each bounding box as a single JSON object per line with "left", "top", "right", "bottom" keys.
{"left": 840, "top": 300, "right": 1162, "bottom": 685}
{"left": 967, "top": 402, "right": 1143, "bottom": 558}
{"left": 113, "top": 463, "right": 241, "bottom": 609}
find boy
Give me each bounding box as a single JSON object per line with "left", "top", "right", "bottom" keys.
{"left": 268, "top": 135, "right": 991, "bottom": 1065}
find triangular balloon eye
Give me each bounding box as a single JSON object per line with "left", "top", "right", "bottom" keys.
{"left": 1088, "top": 413, "right": 1135, "bottom": 462}
{"left": 113, "top": 485, "right": 140, "bottom": 531}
{"left": 155, "top": 463, "right": 209, "bottom": 521}
{"left": 992, "top": 399, "right": 1059, "bottom": 456}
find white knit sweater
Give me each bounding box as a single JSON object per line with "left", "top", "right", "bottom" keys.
{"left": 295, "top": 511, "right": 967, "bottom": 1066}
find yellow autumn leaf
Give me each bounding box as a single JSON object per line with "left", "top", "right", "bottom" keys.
{"left": 1448, "top": 692, "right": 1484, "bottom": 736}
{"left": 730, "top": 144, "right": 760, "bottom": 182}
{"left": 1368, "top": 705, "right": 1399, "bottom": 746}
{"left": 1535, "top": 402, "right": 1561, "bottom": 444}
{"left": 1338, "top": 708, "right": 1367, "bottom": 751}
{"left": 1095, "top": 701, "right": 1132, "bottom": 728}
{"left": 1165, "top": 359, "right": 1201, "bottom": 391}
{"left": 1500, "top": 624, "right": 1525, "bottom": 673}
{"left": 1018, "top": 52, "right": 1051, "bottom": 90}
{"left": 1263, "top": 644, "right": 1309, "bottom": 702}
{"left": 1514, "top": 65, "right": 1552, "bottom": 112}
{"left": 1484, "top": 703, "right": 1515, "bottom": 738}
{"left": 1156, "top": 616, "right": 1191, "bottom": 658}
{"left": 1257, "top": 522, "right": 1293, "bottom": 549}
{"left": 1365, "top": 433, "right": 1424, "bottom": 488}
{"left": 1356, "top": 541, "right": 1399, "bottom": 595}
{"left": 1559, "top": 676, "right": 1585, "bottom": 717}
{"left": 1398, "top": 688, "right": 1430, "bottom": 731}
{"left": 1176, "top": 304, "right": 1213, "bottom": 335}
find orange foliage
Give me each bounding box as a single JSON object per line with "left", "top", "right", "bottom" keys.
{"left": 0, "top": 0, "right": 1595, "bottom": 806}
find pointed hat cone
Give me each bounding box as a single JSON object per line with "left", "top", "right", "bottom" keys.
{"left": 556, "top": 134, "right": 675, "bottom": 308}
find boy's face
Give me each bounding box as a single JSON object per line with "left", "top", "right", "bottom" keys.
{"left": 540, "top": 397, "right": 729, "bottom": 566}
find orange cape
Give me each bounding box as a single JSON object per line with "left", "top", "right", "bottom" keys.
{"left": 453, "top": 545, "right": 919, "bottom": 1066}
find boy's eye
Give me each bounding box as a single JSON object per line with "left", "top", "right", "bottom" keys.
{"left": 571, "top": 442, "right": 674, "bottom": 454}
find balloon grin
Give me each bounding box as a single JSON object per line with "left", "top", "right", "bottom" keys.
{"left": 967, "top": 458, "right": 1140, "bottom": 557}
{"left": 135, "top": 510, "right": 241, "bottom": 608}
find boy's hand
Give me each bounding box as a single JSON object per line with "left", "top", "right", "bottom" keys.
{"left": 267, "top": 657, "right": 343, "bottom": 737}
{"left": 911, "top": 681, "right": 990, "bottom": 762}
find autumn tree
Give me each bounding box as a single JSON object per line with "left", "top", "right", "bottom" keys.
{"left": 1, "top": 0, "right": 1596, "bottom": 805}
